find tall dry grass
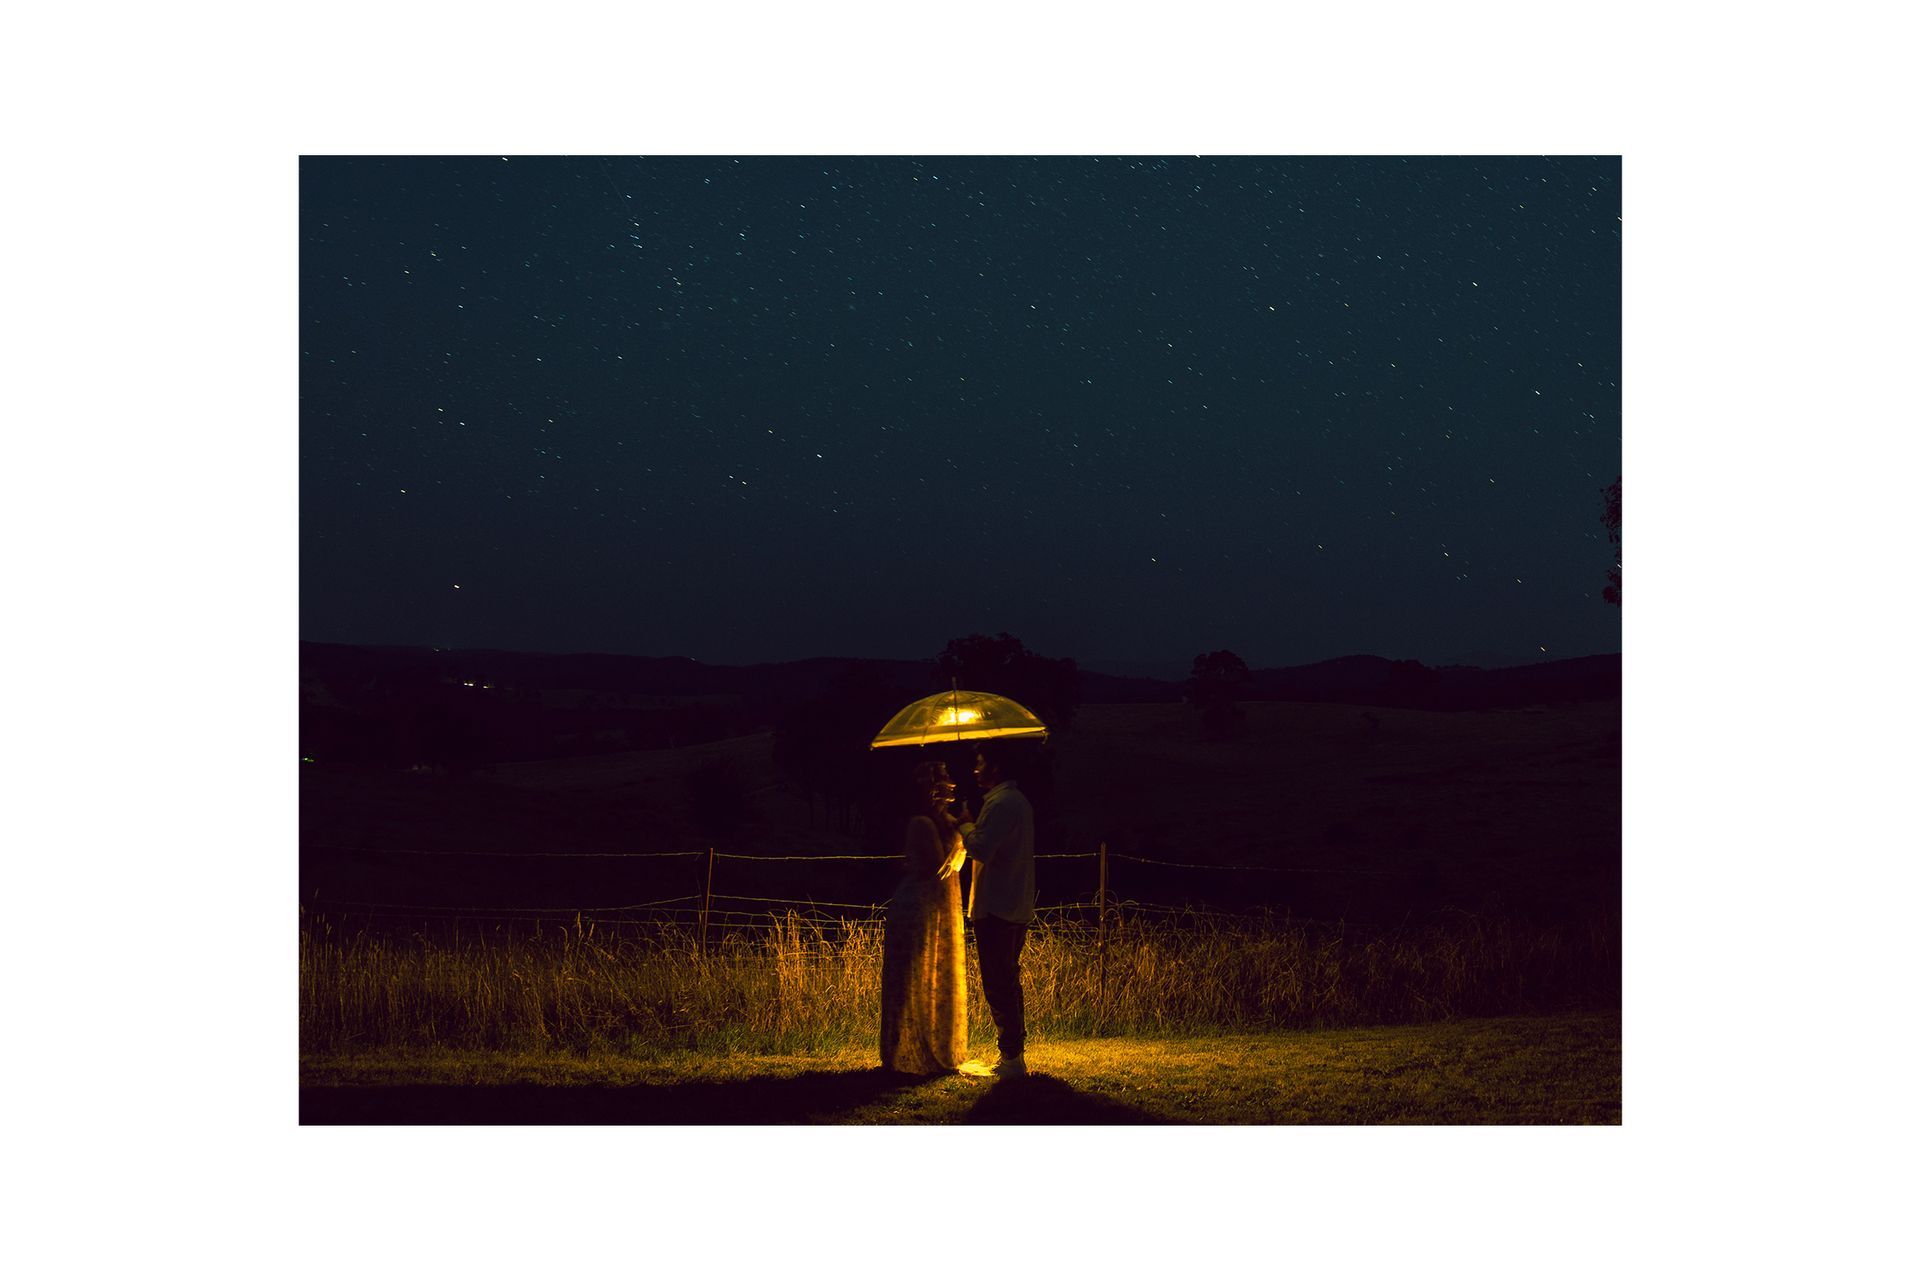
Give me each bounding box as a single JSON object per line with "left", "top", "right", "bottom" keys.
{"left": 299, "top": 909, "right": 1618, "bottom": 1056}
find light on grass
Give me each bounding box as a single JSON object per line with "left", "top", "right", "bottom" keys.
{"left": 299, "top": 910, "right": 1618, "bottom": 1056}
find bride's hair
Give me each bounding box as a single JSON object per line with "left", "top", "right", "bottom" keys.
{"left": 909, "top": 760, "right": 951, "bottom": 812}
{"left": 899, "top": 760, "right": 954, "bottom": 876}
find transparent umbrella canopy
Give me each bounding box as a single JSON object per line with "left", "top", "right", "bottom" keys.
{"left": 869, "top": 689, "right": 1050, "bottom": 749}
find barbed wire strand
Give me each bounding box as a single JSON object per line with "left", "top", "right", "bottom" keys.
{"left": 713, "top": 852, "right": 895, "bottom": 862}
{"left": 709, "top": 894, "right": 887, "bottom": 912}
{"left": 306, "top": 896, "right": 1287, "bottom": 925}
{"left": 305, "top": 845, "right": 707, "bottom": 860}
{"left": 311, "top": 894, "right": 701, "bottom": 914}
{"left": 1109, "top": 851, "right": 1413, "bottom": 875}
{"left": 311, "top": 844, "right": 1102, "bottom": 863}
{"left": 305, "top": 839, "right": 1457, "bottom": 932}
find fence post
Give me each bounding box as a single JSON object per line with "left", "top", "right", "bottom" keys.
{"left": 700, "top": 846, "right": 715, "bottom": 955}
{"left": 1096, "top": 841, "right": 1109, "bottom": 1021}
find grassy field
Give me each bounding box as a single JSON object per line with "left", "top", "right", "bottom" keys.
{"left": 301, "top": 910, "right": 1617, "bottom": 1057}
{"left": 300, "top": 696, "right": 1619, "bottom": 1124}
{"left": 300, "top": 1013, "right": 1620, "bottom": 1124}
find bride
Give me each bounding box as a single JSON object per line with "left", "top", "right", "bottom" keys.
{"left": 878, "top": 759, "right": 967, "bottom": 1074}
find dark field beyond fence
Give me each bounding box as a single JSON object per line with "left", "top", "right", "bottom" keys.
{"left": 299, "top": 907, "right": 1619, "bottom": 1056}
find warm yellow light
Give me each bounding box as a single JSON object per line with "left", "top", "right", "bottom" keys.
{"left": 869, "top": 689, "right": 1048, "bottom": 749}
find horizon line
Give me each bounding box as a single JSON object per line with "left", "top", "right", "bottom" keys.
{"left": 298, "top": 636, "right": 1620, "bottom": 674}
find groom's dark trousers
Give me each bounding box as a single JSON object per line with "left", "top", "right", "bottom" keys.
{"left": 973, "top": 913, "right": 1028, "bottom": 1059}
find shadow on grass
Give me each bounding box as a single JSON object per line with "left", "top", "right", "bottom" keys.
{"left": 958, "top": 1073, "right": 1170, "bottom": 1125}
{"left": 301, "top": 1066, "right": 1168, "bottom": 1125}
{"left": 303, "top": 1066, "right": 917, "bottom": 1125}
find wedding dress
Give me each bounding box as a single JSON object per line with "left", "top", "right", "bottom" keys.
{"left": 878, "top": 815, "right": 966, "bottom": 1073}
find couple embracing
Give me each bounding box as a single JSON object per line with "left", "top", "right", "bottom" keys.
{"left": 877, "top": 740, "right": 1034, "bottom": 1080}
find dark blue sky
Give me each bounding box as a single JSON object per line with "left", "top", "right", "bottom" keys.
{"left": 301, "top": 155, "right": 1620, "bottom": 670}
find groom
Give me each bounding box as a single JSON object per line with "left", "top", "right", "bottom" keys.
{"left": 954, "top": 740, "right": 1036, "bottom": 1079}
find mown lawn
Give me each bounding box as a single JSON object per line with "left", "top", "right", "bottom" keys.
{"left": 300, "top": 1012, "right": 1618, "bottom": 1124}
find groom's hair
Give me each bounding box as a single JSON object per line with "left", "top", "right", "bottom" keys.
{"left": 974, "top": 740, "right": 1016, "bottom": 778}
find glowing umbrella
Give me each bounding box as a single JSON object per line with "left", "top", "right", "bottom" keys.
{"left": 869, "top": 688, "right": 1049, "bottom": 750}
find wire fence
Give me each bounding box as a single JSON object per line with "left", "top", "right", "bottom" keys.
{"left": 302, "top": 846, "right": 710, "bottom": 860}
{"left": 302, "top": 838, "right": 1455, "bottom": 944}
{"left": 304, "top": 844, "right": 1097, "bottom": 862}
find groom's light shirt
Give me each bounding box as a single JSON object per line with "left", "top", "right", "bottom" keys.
{"left": 961, "top": 779, "right": 1035, "bottom": 925}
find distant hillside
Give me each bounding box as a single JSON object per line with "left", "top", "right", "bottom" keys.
{"left": 1080, "top": 657, "right": 1192, "bottom": 682}
{"left": 299, "top": 642, "right": 1178, "bottom": 707}
{"left": 299, "top": 643, "right": 1618, "bottom": 766}
{"left": 1244, "top": 653, "right": 1620, "bottom": 710}
{"left": 302, "top": 643, "right": 1617, "bottom": 713}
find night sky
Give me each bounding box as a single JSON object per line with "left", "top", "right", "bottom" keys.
{"left": 301, "top": 155, "right": 1620, "bottom": 671}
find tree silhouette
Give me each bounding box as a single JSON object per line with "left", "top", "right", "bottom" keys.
{"left": 1602, "top": 476, "right": 1622, "bottom": 606}
{"left": 1185, "top": 649, "right": 1250, "bottom": 739}
{"left": 932, "top": 632, "right": 1080, "bottom": 732}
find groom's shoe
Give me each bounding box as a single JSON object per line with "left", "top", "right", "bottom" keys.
{"left": 989, "top": 1055, "right": 1027, "bottom": 1079}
